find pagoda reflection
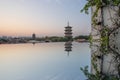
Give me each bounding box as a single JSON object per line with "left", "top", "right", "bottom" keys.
{"left": 64, "top": 41, "right": 72, "bottom": 56}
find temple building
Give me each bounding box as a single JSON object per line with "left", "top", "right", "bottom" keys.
{"left": 64, "top": 22, "right": 72, "bottom": 41}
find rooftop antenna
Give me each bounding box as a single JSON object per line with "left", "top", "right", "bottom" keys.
{"left": 67, "top": 21, "right": 69, "bottom": 26}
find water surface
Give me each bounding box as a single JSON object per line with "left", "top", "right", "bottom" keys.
{"left": 0, "top": 42, "right": 91, "bottom": 80}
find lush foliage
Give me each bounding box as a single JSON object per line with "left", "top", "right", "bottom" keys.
{"left": 37, "top": 36, "right": 69, "bottom": 42}
{"left": 0, "top": 38, "right": 8, "bottom": 43}
{"left": 74, "top": 35, "right": 89, "bottom": 40}
{"left": 81, "top": 0, "right": 120, "bottom": 14}
{"left": 81, "top": 0, "right": 120, "bottom": 25}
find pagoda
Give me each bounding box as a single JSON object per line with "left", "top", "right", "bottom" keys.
{"left": 64, "top": 22, "right": 72, "bottom": 41}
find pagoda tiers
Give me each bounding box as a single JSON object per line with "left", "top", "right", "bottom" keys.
{"left": 64, "top": 22, "right": 72, "bottom": 40}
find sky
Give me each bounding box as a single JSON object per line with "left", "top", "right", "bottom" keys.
{"left": 0, "top": 0, "right": 91, "bottom": 37}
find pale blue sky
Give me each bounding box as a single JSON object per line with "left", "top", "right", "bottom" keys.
{"left": 0, "top": 0, "right": 91, "bottom": 37}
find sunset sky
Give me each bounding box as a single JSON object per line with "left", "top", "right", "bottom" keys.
{"left": 0, "top": 0, "right": 91, "bottom": 37}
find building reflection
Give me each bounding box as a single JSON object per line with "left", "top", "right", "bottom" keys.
{"left": 64, "top": 41, "right": 72, "bottom": 56}
{"left": 32, "top": 42, "right": 36, "bottom": 45}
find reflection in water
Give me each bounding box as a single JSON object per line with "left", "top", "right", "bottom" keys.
{"left": 81, "top": 40, "right": 120, "bottom": 79}
{"left": 32, "top": 42, "right": 36, "bottom": 45}
{"left": 64, "top": 41, "right": 72, "bottom": 56}
{"left": 0, "top": 42, "right": 90, "bottom": 80}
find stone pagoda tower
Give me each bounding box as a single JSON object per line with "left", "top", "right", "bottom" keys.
{"left": 64, "top": 22, "right": 72, "bottom": 41}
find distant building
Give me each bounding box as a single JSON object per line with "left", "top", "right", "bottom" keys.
{"left": 64, "top": 22, "right": 72, "bottom": 41}
{"left": 32, "top": 33, "right": 36, "bottom": 40}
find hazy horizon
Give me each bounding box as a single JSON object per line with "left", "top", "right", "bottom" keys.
{"left": 0, "top": 0, "right": 91, "bottom": 37}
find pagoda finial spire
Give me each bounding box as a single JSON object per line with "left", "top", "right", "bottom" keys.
{"left": 67, "top": 21, "right": 69, "bottom": 26}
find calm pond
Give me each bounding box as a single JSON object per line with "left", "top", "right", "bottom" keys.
{"left": 0, "top": 42, "right": 91, "bottom": 80}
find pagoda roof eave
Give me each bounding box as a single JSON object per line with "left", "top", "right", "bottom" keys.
{"left": 65, "top": 26, "right": 72, "bottom": 28}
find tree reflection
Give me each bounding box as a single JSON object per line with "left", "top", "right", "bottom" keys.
{"left": 81, "top": 40, "right": 120, "bottom": 79}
